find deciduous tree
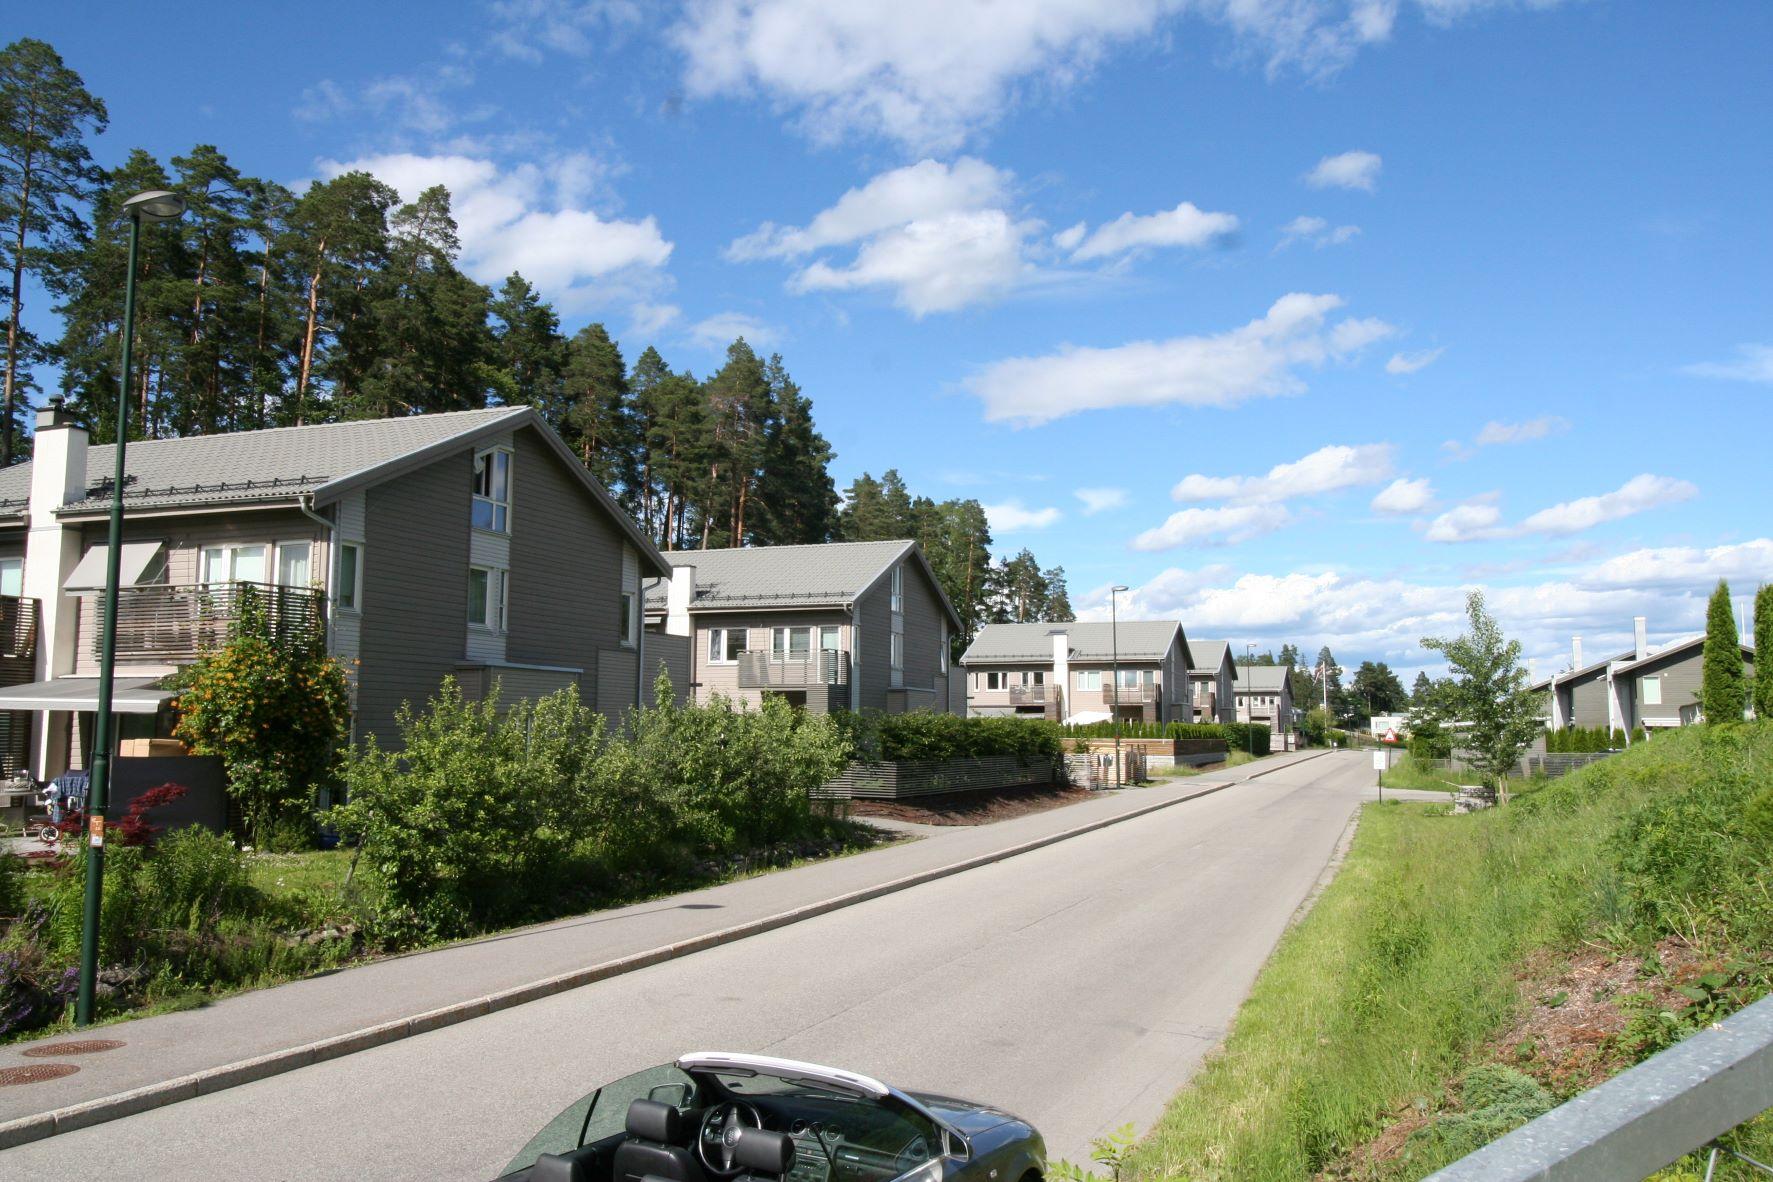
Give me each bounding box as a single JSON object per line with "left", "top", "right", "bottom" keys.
{"left": 1418, "top": 591, "right": 1543, "bottom": 796}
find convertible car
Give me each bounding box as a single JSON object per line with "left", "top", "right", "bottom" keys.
{"left": 496, "top": 1052, "right": 1046, "bottom": 1182}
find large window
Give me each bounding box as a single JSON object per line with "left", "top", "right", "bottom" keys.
{"left": 200, "top": 544, "right": 266, "bottom": 586}
{"left": 0, "top": 558, "right": 20, "bottom": 598}
{"left": 708, "top": 628, "right": 747, "bottom": 664}
{"left": 277, "top": 541, "right": 311, "bottom": 588}
{"left": 889, "top": 632, "right": 903, "bottom": 684}
{"left": 890, "top": 565, "right": 903, "bottom": 613}
{"left": 472, "top": 449, "right": 511, "bottom": 533}
{"left": 468, "top": 566, "right": 507, "bottom": 630}
{"left": 772, "top": 626, "right": 812, "bottom": 659}
{"left": 1641, "top": 676, "right": 1662, "bottom": 706}
{"left": 1077, "top": 670, "right": 1102, "bottom": 691}
{"left": 337, "top": 544, "right": 362, "bottom": 611}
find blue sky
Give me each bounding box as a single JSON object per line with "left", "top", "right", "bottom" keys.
{"left": 17, "top": 1, "right": 1773, "bottom": 677}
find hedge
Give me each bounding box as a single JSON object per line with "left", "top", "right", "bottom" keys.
{"left": 1056, "top": 719, "right": 1270, "bottom": 756}
{"left": 1546, "top": 725, "right": 1643, "bottom": 753}
{"left": 832, "top": 711, "right": 1063, "bottom": 764}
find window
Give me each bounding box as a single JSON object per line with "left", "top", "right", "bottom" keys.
{"left": 890, "top": 632, "right": 903, "bottom": 684}
{"left": 708, "top": 628, "right": 747, "bottom": 663}
{"left": 939, "top": 626, "right": 947, "bottom": 674}
{"left": 472, "top": 449, "right": 511, "bottom": 533}
{"left": 985, "top": 671, "right": 1003, "bottom": 690}
{"left": 277, "top": 542, "right": 311, "bottom": 588}
{"left": 0, "top": 558, "right": 20, "bottom": 598}
{"left": 1077, "top": 670, "right": 1102, "bottom": 691}
{"left": 619, "top": 590, "right": 638, "bottom": 647}
{"left": 818, "top": 626, "right": 841, "bottom": 651}
{"left": 772, "top": 626, "right": 813, "bottom": 659}
{"left": 468, "top": 567, "right": 507, "bottom": 630}
{"left": 201, "top": 544, "right": 266, "bottom": 586}
{"left": 1117, "top": 669, "right": 1145, "bottom": 688}
{"left": 1641, "top": 676, "right": 1662, "bottom": 706}
{"left": 890, "top": 565, "right": 903, "bottom": 613}
{"left": 337, "top": 544, "right": 362, "bottom": 610}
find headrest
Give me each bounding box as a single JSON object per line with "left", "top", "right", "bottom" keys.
{"left": 626, "top": 1098, "right": 680, "bottom": 1143}
{"left": 531, "top": 1151, "right": 591, "bottom": 1182}
{"left": 733, "top": 1128, "right": 796, "bottom": 1176}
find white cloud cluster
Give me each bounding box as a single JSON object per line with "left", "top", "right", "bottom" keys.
{"left": 1685, "top": 343, "right": 1773, "bottom": 384}
{"left": 792, "top": 209, "right": 1040, "bottom": 316}
{"left": 1304, "top": 149, "right": 1383, "bottom": 191}
{"left": 1276, "top": 215, "right": 1360, "bottom": 251}
{"left": 727, "top": 158, "right": 1010, "bottom": 260}
{"left": 1371, "top": 477, "right": 1435, "bottom": 515}
{"left": 1172, "top": 443, "right": 1394, "bottom": 505}
{"left": 1064, "top": 201, "right": 1240, "bottom": 260}
{"left": 1441, "top": 414, "right": 1568, "bottom": 459}
{"left": 488, "top": 0, "right": 643, "bottom": 61}
{"left": 965, "top": 293, "right": 1395, "bottom": 425}
{"left": 317, "top": 152, "right": 673, "bottom": 315}
{"left": 984, "top": 500, "right": 1063, "bottom": 532}
{"left": 1074, "top": 487, "right": 1130, "bottom": 515}
{"left": 1424, "top": 475, "right": 1699, "bottom": 543}
{"left": 1131, "top": 504, "right": 1293, "bottom": 551}
{"left": 1385, "top": 347, "right": 1444, "bottom": 375}
{"left": 689, "top": 311, "right": 780, "bottom": 350}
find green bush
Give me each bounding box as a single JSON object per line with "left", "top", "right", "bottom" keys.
{"left": 1055, "top": 720, "right": 1269, "bottom": 755}
{"left": 838, "top": 711, "right": 1062, "bottom": 763}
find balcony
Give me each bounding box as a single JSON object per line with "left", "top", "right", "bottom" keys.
{"left": 1098, "top": 682, "right": 1158, "bottom": 705}
{"left": 84, "top": 582, "right": 326, "bottom": 666}
{"left": 1008, "top": 683, "right": 1049, "bottom": 705}
{"left": 737, "top": 648, "right": 850, "bottom": 689}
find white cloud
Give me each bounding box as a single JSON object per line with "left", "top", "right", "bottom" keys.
{"left": 1304, "top": 149, "right": 1383, "bottom": 192}
{"left": 1518, "top": 474, "right": 1698, "bottom": 536}
{"left": 1372, "top": 477, "right": 1435, "bottom": 515}
{"left": 984, "top": 500, "right": 1063, "bottom": 532}
{"left": 1276, "top": 215, "right": 1360, "bottom": 251}
{"left": 1074, "top": 487, "right": 1130, "bottom": 515}
{"left": 296, "top": 65, "right": 485, "bottom": 136}
{"left": 317, "top": 152, "right": 672, "bottom": 313}
{"left": 790, "top": 208, "right": 1039, "bottom": 316}
{"left": 966, "top": 292, "right": 1395, "bottom": 425}
{"left": 1684, "top": 343, "right": 1773, "bottom": 384}
{"left": 1386, "top": 347, "right": 1444, "bottom": 374}
{"left": 1172, "top": 443, "right": 1394, "bottom": 505}
{"left": 1474, "top": 415, "right": 1569, "bottom": 446}
{"left": 1052, "top": 222, "right": 1088, "bottom": 252}
{"left": 727, "top": 158, "right": 1011, "bottom": 260}
{"left": 628, "top": 303, "right": 681, "bottom": 338}
{"left": 1425, "top": 475, "right": 1698, "bottom": 543}
{"left": 1069, "top": 201, "right": 1239, "bottom": 260}
{"left": 488, "top": 0, "right": 643, "bottom": 61}
{"left": 689, "top": 311, "right": 780, "bottom": 350}
{"left": 1131, "top": 504, "right": 1293, "bottom": 551}
{"left": 1579, "top": 538, "right": 1773, "bottom": 590}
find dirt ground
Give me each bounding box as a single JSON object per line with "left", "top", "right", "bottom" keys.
{"left": 847, "top": 782, "right": 1094, "bottom": 825}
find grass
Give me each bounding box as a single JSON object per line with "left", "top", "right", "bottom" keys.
{"left": 1121, "top": 723, "right": 1773, "bottom": 1182}
{"left": 1151, "top": 750, "right": 1259, "bottom": 780}
{"left": 1377, "top": 754, "right": 1460, "bottom": 794}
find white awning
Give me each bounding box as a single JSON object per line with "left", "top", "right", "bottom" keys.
{"left": 0, "top": 677, "right": 175, "bottom": 714}
{"left": 64, "top": 541, "right": 166, "bottom": 591}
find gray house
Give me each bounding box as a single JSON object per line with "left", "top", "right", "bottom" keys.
{"left": 1184, "top": 638, "right": 1238, "bottom": 724}
{"left": 642, "top": 539, "right": 962, "bottom": 714}
{"left": 0, "top": 402, "right": 674, "bottom": 779}
{"left": 961, "top": 620, "right": 1191, "bottom": 724}
{"left": 1232, "top": 663, "right": 1296, "bottom": 748}
{"left": 1536, "top": 620, "right": 1757, "bottom": 734}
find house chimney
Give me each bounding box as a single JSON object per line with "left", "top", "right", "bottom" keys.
{"left": 1049, "top": 628, "right": 1070, "bottom": 720}
{"left": 665, "top": 564, "right": 694, "bottom": 637}
{"left": 1571, "top": 635, "right": 1583, "bottom": 671}
{"left": 1633, "top": 616, "right": 1648, "bottom": 661}
{"left": 28, "top": 397, "right": 88, "bottom": 527}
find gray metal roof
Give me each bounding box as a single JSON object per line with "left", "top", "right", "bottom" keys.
{"left": 961, "top": 620, "right": 1182, "bottom": 664}
{"left": 0, "top": 407, "right": 526, "bottom": 516}
{"left": 1186, "top": 639, "right": 1232, "bottom": 677}
{"left": 1235, "top": 664, "right": 1293, "bottom": 692}
{"left": 1614, "top": 634, "right": 1754, "bottom": 676}
{"left": 643, "top": 538, "right": 931, "bottom": 610}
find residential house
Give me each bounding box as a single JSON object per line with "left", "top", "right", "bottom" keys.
{"left": 1535, "top": 618, "right": 1757, "bottom": 735}
{"left": 960, "top": 621, "right": 1191, "bottom": 724}
{"left": 1184, "top": 638, "right": 1237, "bottom": 724}
{"left": 0, "top": 401, "right": 675, "bottom": 780}
{"left": 1232, "top": 663, "right": 1296, "bottom": 748}
{"left": 642, "top": 539, "right": 962, "bottom": 714}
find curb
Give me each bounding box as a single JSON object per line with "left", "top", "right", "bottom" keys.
{"left": 0, "top": 752, "right": 1324, "bottom": 1150}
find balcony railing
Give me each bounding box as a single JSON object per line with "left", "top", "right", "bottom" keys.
{"left": 1008, "top": 683, "right": 1049, "bottom": 704}
{"left": 88, "top": 582, "right": 326, "bottom": 664}
{"left": 1100, "top": 682, "right": 1157, "bottom": 704}
{"left": 737, "top": 648, "right": 849, "bottom": 689}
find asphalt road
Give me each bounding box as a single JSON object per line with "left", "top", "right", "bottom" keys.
{"left": 0, "top": 752, "right": 1372, "bottom": 1180}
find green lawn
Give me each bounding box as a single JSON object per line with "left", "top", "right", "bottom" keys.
{"left": 1120, "top": 723, "right": 1773, "bottom": 1182}
{"left": 1377, "top": 753, "right": 1460, "bottom": 794}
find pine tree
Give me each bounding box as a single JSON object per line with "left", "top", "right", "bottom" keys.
{"left": 557, "top": 322, "right": 634, "bottom": 493}
{"left": 167, "top": 145, "right": 264, "bottom": 435}
{"left": 1755, "top": 585, "right": 1773, "bottom": 720}
{"left": 1411, "top": 670, "right": 1432, "bottom": 705}
{"left": 0, "top": 38, "right": 108, "bottom": 464}
{"left": 700, "top": 338, "right": 772, "bottom": 546}
{"left": 752, "top": 353, "right": 837, "bottom": 545}
{"left": 1701, "top": 579, "right": 1746, "bottom": 724}
{"left": 489, "top": 273, "right": 564, "bottom": 411}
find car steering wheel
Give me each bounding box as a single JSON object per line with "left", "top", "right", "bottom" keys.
{"left": 698, "top": 1102, "right": 764, "bottom": 1176}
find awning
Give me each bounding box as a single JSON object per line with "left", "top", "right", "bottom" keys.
{"left": 0, "top": 677, "right": 176, "bottom": 714}
{"left": 64, "top": 541, "right": 166, "bottom": 591}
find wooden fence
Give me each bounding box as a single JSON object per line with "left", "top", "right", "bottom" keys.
{"left": 817, "top": 755, "right": 1056, "bottom": 800}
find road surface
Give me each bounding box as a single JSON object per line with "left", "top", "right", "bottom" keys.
{"left": 0, "top": 751, "right": 1373, "bottom": 1180}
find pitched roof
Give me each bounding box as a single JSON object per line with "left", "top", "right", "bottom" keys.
{"left": 961, "top": 620, "right": 1183, "bottom": 664}
{"left": 1235, "top": 664, "right": 1294, "bottom": 692}
{"left": 1186, "top": 638, "right": 1232, "bottom": 677}
{"left": 1614, "top": 634, "right": 1754, "bottom": 676}
{"left": 642, "top": 540, "right": 962, "bottom": 628}
{"left": 0, "top": 405, "right": 672, "bottom": 576}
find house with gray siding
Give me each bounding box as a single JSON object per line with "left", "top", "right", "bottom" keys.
{"left": 1231, "top": 664, "right": 1296, "bottom": 748}
{"left": 960, "top": 621, "right": 1191, "bottom": 724}
{"left": 642, "top": 539, "right": 962, "bottom": 714}
{"left": 1535, "top": 618, "right": 1757, "bottom": 735}
{"left": 1184, "top": 638, "right": 1238, "bottom": 724}
{"left": 0, "top": 401, "right": 673, "bottom": 779}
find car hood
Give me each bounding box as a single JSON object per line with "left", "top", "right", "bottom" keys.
{"left": 904, "top": 1091, "right": 1024, "bottom": 1135}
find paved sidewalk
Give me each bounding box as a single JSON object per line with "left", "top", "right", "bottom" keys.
{"left": 0, "top": 748, "right": 1326, "bottom": 1139}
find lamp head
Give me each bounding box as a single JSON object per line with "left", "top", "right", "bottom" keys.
{"left": 1110, "top": 584, "right": 1128, "bottom": 593}
{"left": 121, "top": 190, "right": 187, "bottom": 224}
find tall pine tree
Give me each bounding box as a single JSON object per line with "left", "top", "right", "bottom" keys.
{"left": 1701, "top": 579, "right": 1746, "bottom": 724}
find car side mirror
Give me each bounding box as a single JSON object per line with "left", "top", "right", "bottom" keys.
{"left": 943, "top": 1130, "right": 970, "bottom": 1161}
{"left": 649, "top": 1082, "right": 692, "bottom": 1107}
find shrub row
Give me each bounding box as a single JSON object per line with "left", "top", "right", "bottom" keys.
{"left": 1545, "top": 725, "right": 1644, "bottom": 752}
{"left": 1056, "top": 719, "right": 1271, "bottom": 755}
{"left": 832, "top": 710, "right": 1063, "bottom": 764}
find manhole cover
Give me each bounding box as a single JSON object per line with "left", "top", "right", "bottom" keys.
{"left": 0, "top": 1063, "right": 78, "bottom": 1086}
{"left": 22, "top": 1039, "right": 124, "bottom": 1058}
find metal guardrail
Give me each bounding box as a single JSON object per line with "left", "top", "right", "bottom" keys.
{"left": 1425, "top": 992, "right": 1773, "bottom": 1181}
{"left": 1008, "top": 683, "right": 1049, "bottom": 704}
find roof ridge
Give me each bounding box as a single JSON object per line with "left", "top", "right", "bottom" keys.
{"left": 663, "top": 538, "right": 914, "bottom": 558}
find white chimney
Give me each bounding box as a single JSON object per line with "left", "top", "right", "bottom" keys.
{"left": 28, "top": 398, "right": 87, "bottom": 527}
{"left": 1633, "top": 616, "right": 1648, "bottom": 662}
{"left": 665, "top": 564, "right": 694, "bottom": 637}
{"left": 1049, "top": 628, "right": 1070, "bottom": 720}
{"left": 23, "top": 398, "right": 90, "bottom": 779}
{"left": 1572, "top": 635, "right": 1583, "bottom": 671}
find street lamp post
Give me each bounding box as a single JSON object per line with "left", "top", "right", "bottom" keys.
{"left": 1244, "top": 642, "right": 1256, "bottom": 756}
{"left": 1110, "top": 585, "right": 1128, "bottom": 788}
{"left": 76, "top": 190, "right": 187, "bottom": 1027}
